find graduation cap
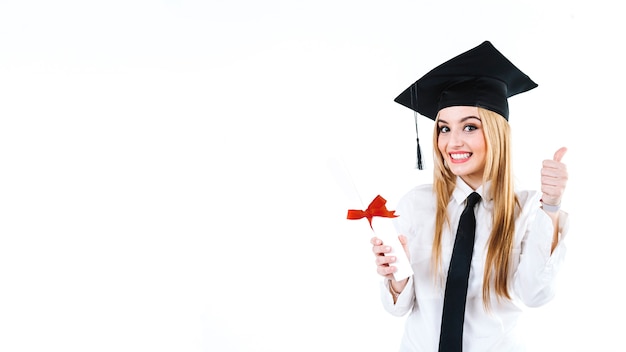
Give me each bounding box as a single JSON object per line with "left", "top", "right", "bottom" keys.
{"left": 394, "top": 41, "right": 538, "bottom": 169}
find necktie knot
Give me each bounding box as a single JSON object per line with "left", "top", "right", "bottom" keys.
{"left": 466, "top": 192, "right": 481, "bottom": 209}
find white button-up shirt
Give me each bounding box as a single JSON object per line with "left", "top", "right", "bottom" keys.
{"left": 382, "top": 178, "right": 569, "bottom": 351}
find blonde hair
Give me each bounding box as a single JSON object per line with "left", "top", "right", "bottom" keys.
{"left": 431, "top": 107, "right": 519, "bottom": 309}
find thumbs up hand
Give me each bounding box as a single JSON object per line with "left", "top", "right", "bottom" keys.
{"left": 541, "top": 147, "right": 568, "bottom": 208}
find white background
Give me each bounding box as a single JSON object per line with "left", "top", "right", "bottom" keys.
{"left": 0, "top": 1, "right": 623, "bottom": 351}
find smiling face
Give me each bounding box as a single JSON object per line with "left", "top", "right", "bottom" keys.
{"left": 436, "top": 106, "right": 487, "bottom": 189}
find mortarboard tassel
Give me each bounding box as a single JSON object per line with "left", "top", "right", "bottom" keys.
{"left": 414, "top": 111, "right": 423, "bottom": 170}
{"left": 409, "top": 83, "right": 424, "bottom": 170}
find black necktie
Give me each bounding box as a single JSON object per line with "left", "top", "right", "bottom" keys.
{"left": 438, "top": 192, "right": 482, "bottom": 352}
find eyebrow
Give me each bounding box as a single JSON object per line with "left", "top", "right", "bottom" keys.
{"left": 437, "top": 115, "right": 481, "bottom": 124}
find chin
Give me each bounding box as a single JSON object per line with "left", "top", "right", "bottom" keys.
{"left": 449, "top": 165, "right": 476, "bottom": 177}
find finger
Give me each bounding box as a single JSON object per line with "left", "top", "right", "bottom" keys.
{"left": 375, "top": 255, "right": 396, "bottom": 266}
{"left": 553, "top": 146, "right": 567, "bottom": 162}
{"left": 541, "top": 176, "right": 567, "bottom": 188}
{"left": 377, "top": 265, "right": 396, "bottom": 277}
{"left": 541, "top": 180, "right": 567, "bottom": 195}
{"left": 541, "top": 168, "right": 568, "bottom": 180}
{"left": 397, "top": 234, "right": 411, "bottom": 261}
{"left": 372, "top": 244, "right": 392, "bottom": 256}
{"left": 541, "top": 163, "right": 568, "bottom": 179}
{"left": 370, "top": 237, "right": 382, "bottom": 246}
{"left": 543, "top": 158, "right": 568, "bottom": 170}
{"left": 542, "top": 163, "right": 568, "bottom": 180}
{"left": 541, "top": 183, "right": 564, "bottom": 194}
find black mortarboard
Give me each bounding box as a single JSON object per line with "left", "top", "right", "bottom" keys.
{"left": 394, "top": 41, "right": 538, "bottom": 169}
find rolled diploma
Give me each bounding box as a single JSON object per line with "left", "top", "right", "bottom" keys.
{"left": 371, "top": 216, "right": 413, "bottom": 281}
{"left": 327, "top": 156, "right": 413, "bottom": 281}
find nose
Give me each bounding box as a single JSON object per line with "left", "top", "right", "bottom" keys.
{"left": 448, "top": 129, "right": 464, "bottom": 147}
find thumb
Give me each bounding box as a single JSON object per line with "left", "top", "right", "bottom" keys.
{"left": 398, "top": 234, "right": 410, "bottom": 260}
{"left": 553, "top": 146, "right": 567, "bottom": 162}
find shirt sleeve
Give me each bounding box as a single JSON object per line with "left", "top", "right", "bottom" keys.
{"left": 380, "top": 276, "right": 415, "bottom": 316}
{"left": 513, "top": 207, "right": 569, "bottom": 307}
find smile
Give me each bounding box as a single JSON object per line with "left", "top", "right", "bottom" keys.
{"left": 449, "top": 152, "right": 472, "bottom": 161}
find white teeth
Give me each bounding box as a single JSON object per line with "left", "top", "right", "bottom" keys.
{"left": 450, "top": 153, "right": 471, "bottom": 160}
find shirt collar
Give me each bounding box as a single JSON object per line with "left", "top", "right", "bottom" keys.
{"left": 452, "top": 176, "right": 492, "bottom": 205}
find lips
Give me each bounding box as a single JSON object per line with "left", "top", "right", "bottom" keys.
{"left": 449, "top": 152, "right": 472, "bottom": 162}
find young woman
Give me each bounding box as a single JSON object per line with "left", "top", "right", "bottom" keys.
{"left": 371, "top": 41, "right": 569, "bottom": 351}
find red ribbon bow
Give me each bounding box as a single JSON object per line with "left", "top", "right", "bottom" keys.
{"left": 347, "top": 195, "right": 398, "bottom": 229}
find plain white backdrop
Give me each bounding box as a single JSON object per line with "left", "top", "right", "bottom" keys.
{"left": 0, "top": 1, "right": 624, "bottom": 351}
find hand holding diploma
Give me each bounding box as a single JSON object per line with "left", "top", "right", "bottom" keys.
{"left": 347, "top": 195, "right": 413, "bottom": 282}
{"left": 371, "top": 235, "right": 410, "bottom": 294}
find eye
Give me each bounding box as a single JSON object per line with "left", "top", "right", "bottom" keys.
{"left": 438, "top": 125, "right": 450, "bottom": 133}
{"left": 463, "top": 124, "right": 478, "bottom": 132}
